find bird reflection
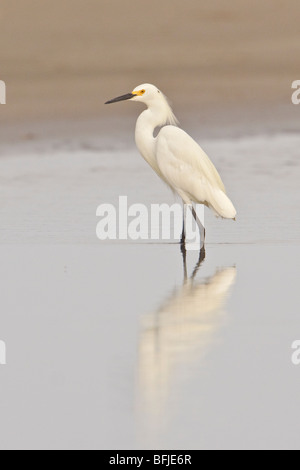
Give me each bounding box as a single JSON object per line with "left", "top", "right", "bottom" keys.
{"left": 137, "top": 248, "right": 236, "bottom": 429}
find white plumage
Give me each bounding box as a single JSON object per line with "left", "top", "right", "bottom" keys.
{"left": 106, "top": 83, "right": 236, "bottom": 246}
{"left": 156, "top": 126, "right": 236, "bottom": 218}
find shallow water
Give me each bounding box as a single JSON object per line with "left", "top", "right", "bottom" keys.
{"left": 0, "top": 244, "right": 299, "bottom": 450}
{"left": 0, "top": 132, "right": 299, "bottom": 449}
{"left": 0, "top": 133, "right": 299, "bottom": 244}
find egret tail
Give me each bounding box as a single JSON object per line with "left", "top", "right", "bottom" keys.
{"left": 206, "top": 188, "right": 236, "bottom": 219}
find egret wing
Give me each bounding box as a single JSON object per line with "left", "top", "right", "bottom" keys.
{"left": 156, "top": 126, "right": 236, "bottom": 219}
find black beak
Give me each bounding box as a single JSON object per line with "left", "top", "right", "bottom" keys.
{"left": 105, "top": 93, "right": 135, "bottom": 104}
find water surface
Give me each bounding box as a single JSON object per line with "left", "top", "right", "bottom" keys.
{"left": 0, "top": 132, "right": 299, "bottom": 449}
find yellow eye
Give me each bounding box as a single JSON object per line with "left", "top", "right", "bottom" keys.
{"left": 132, "top": 89, "right": 146, "bottom": 96}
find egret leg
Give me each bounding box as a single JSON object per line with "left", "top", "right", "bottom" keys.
{"left": 181, "top": 235, "right": 205, "bottom": 283}
{"left": 180, "top": 205, "right": 187, "bottom": 280}
{"left": 180, "top": 203, "right": 186, "bottom": 248}
{"left": 181, "top": 239, "right": 188, "bottom": 282}
{"left": 191, "top": 246, "right": 206, "bottom": 280}
{"left": 191, "top": 205, "right": 206, "bottom": 249}
{"left": 178, "top": 195, "right": 205, "bottom": 248}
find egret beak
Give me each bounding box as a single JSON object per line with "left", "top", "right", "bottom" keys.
{"left": 105, "top": 93, "right": 135, "bottom": 104}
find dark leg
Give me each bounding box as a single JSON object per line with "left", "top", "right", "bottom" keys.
{"left": 180, "top": 203, "right": 188, "bottom": 281}
{"left": 191, "top": 246, "right": 206, "bottom": 280}
{"left": 181, "top": 240, "right": 188, "bottom": 282}
{"left": 181, "top": 210, "right": 186, "bottom": 249}
{"left": 191, "top": 205, "right": 206, "bottom": 249}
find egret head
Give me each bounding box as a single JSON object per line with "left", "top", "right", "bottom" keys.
{"left": 105, "top": 84, "right": 161, "bottom": 104}
{"left": 105, "top": 83, "right": 178, "bottom": 125}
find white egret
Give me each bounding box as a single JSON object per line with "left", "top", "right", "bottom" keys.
{"left": 105, "top": 83, "right": 236, "bottom": 248}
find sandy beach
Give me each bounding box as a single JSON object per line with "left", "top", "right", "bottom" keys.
{"left": 0, "top": 0, "right": 299, "bottom": 135}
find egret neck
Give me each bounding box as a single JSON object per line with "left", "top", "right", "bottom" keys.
{"left": 135, "top": 104, "right": 170, "bottom": 180}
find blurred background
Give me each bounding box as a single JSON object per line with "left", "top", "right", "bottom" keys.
{"left": 0, "top": 0, "right": 299, "bottom": 137}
